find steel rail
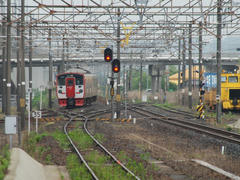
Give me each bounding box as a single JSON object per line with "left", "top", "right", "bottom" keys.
{"left": 150, "top": 105, "right": 196, "bottom": 119}
{"left": 131, "top": 106, "right": 240, "bottom": 145}
{"left": 62, "top": 108, "right": 140, "bottom": 180}
{"left": 82, "top": 113, "right": 141, "bottom": 180}
{"left": 64, "top": 115, "right": 99, "bottom": 180}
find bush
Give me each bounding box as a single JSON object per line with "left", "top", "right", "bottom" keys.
{"left": 0, "top": 145, "right": 10, "bottom": 180}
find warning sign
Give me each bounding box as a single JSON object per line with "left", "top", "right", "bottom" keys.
{"left": 116, "top": 94, "right": 121, "bottom": 102}
{"left": 110, "top": 88, "right": 114, "bottom": 96}
{"left": 20, "top": 98, "right": 25, "bottom": 108}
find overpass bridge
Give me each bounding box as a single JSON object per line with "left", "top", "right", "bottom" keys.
{"left": 1, "top": 56, "right": 239, "bottom": 68}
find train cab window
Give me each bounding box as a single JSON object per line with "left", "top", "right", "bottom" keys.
{"left": 221, "top": 76, "right": 226, "bottom": 83}
{"left": 58, "top": 75, "right": 66, "bottom": 86}
{"left": 67, "top": 79, "right": 74, "bottom": 86}
{"left": 75, "top": 75, "right": 83, "bottom": 85}
{"left": 228, "top": 76, "right": 238, "bottom": 83}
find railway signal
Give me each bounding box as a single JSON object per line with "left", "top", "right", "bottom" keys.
{"left": 199, "top": 81, "right": 205, "bottom": 95}
{"left": 112, "top": 59, "right": 120, "bottom": 73}
{"left": 197, "top": 71, "right": 205, "bottom": 120}
{"left": 104, "top": 48, "right": 113, "bottom": 62}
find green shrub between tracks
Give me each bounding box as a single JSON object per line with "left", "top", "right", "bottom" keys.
{"left": 24, "top": 128, "right": 150, "bottom": 179}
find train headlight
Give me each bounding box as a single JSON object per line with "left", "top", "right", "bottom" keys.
{"left": 79, "top": 89, "right": 83, "bottom": 93}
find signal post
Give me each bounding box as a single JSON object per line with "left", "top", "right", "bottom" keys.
{"left": 104, "top": 48, "right": 114, "bottom": 120}
{"left": 104, "top": 47, "right": 121, "bottom": 121}
{"left": 116, "top": 8, "right": 121, "bottom": 119}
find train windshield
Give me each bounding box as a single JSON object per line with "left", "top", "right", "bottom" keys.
{"left": 67, "top": 79, "right": 74, "bottom": 86}
{"left": 57, "top": 74, "right": 83, "bottom": 86}
{"left": 75, "top": 75, "right": 83, "bottom": 85}
{"left": 228, "top": 76, "right": 238, "bottom": 83}
{"left": 57, "top": 75, "right": 66, "bottom": 86}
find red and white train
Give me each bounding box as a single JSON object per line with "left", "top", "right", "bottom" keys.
{"left": 56, "top": 69, "right": 98, "bottom": 107}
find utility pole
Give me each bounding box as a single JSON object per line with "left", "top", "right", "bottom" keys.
{"left": 182, "top": 31, "right": 186, "bottom": 106}
{"left": 116, "top": 8, "right": 121, "bottom": 119}
{"left": 17, "top": 22, "right": 21, "bottom": 113}
{"left": 128, "top": 65, "right": 132, "bottom": 91}
{"left": 1, "top": 18, "right": 6, "bottom": 113}
{"left": 48, "top": 28, "right": 53, "bottom": 109}
{"left": 139, "top": 61, "right": 143, "bottom": 100}
{"left": 66, "top": 39, "right": 69, "bottom": 68}
{"left": 216, "top": 0, "right": 222, "bottom": 123}
{"left": 178, "top": 38, "right": 181, "bottom": 105}
{"left": 16, "top": 22, "right": 21, "bottom": 145}
{"left": 122, "top": 65, "right": 127, "bottom": 118}
{"left": 60, "top": 36, "right": 65, "bottom": 73}
{"left": 111, "top": 66, "right": 114, "bottom": 120}
{"left": 20, "top": 0, "right": 26, "bottom": 129}
{"left": 199, "top": 21, "right": 203, "bottom": 102}
{"left": 29, "top": 17, "right": 33, "bottom": 112}
{"left": 6, "top": 0, "right": 11, "bottom": 115}
{"left": 124, "top": 66, "right": 127, "bottom": 118}
{"left": 188, "top": 23, "right": 193, "bottom": 109}
{"left": 163, "top": 66, "right": 167, "bottom": 103}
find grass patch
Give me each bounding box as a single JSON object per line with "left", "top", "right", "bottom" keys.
{"left": 66, "top": 154, "right": 92, "bottom": 180}
{"left": 68, "top": 129, "right": 149, "bottom": 179}
{"left": 24, "top": 129, "right": 150, "bottom": 179}
{"left": 0, "top": 145, "right": 10, "bottom": 180}
{"left": 85, "top": 151, "right": 109, "bottom": 164}
{"left": 154, "top": 103, "right": 176, "bottom": 109}
{"left": 69, "top": 129, "right": 93, "bottom": 150}
{"left": 117, "top": 151, "right": 151, "bottom": 180}
{"left": 223, "top": 111, "right": 236, "bottom": 121}
{"left": 24, "top": 132, "right": 48, "bottom": 155}
{"left": 94, "top": 133, "right": 106, "bottom": 143}
{"left": 50, "top": 130, "right": 70, "bottom": 150}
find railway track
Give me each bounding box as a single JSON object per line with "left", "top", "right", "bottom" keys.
{"left": 63, "top": 109, "right": 140, "bottom": 180}
{"left": 150, "top": 104, "right": 196, "bottom": 119}
{"left": 131, "top": 105, "right": 240, "bottom": 145}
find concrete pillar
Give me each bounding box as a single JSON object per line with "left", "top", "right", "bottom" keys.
{"left": 156, "top": 66, "right": 160, "bottom": 92}
{"left": 151, "top": 76, "right": 156, "bottom": 94}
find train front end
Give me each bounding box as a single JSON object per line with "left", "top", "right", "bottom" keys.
{"left": 56, "top": 73, "right": 85, "bottom": 107}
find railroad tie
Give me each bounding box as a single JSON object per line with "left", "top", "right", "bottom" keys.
{"left": 121, "top": 118, "right": 126, "bottom": 122}
{"left": 127, "top": 118, "right": 132, "bottom": 123}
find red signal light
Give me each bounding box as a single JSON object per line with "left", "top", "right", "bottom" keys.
{"left": 112, "top": 59, "right": 120, "bottom": 73}
{"left": 113, "top": 66, "right": 119, "bottom": 72}
{"left": 104, "top": 48, "right": 113, "bottom": 62}
{"left": 106, "top": 56, "right": 111, "bottom": 61}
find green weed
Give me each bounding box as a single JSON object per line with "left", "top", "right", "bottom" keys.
{"left": 25, "top": 132, "right": 48, "bottom": 155}
{"left": 68, "top": 129, "right": 93, "bottom": 150}
{"left": 140, "top": 152, "right": 150, "bottom": 161}
{"left": 66, "top": 154, "right": 92, "bottom": 180}
{"left": 0, "top": 145, "right": 10, "bottom": 180}
{"left": 226, "top": 126, "right": 233, "bottom": 131}
{"left": 45, "top": 154, "right": 52, "bottom": 164}
{"left": 85, "top": 151, "right": 109, "bottom": 164}
{"left": 117, "top": 151, "right": 148, "bottom": 179}
{"left": 154, "top": 103, "right": 175, "bottom": 109}
{"left": 94, "top": 133, "right": 105, "bottom": 143}
{"left": 50, "top": 130, "right": 70, "bottom": 150}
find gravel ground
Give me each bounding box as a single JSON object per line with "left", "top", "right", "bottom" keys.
{"left": 86, "top": 105, "right": 240, "bottom": 180}
{"left": 4, "top": 102, "right": 240, "bottom": 180}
